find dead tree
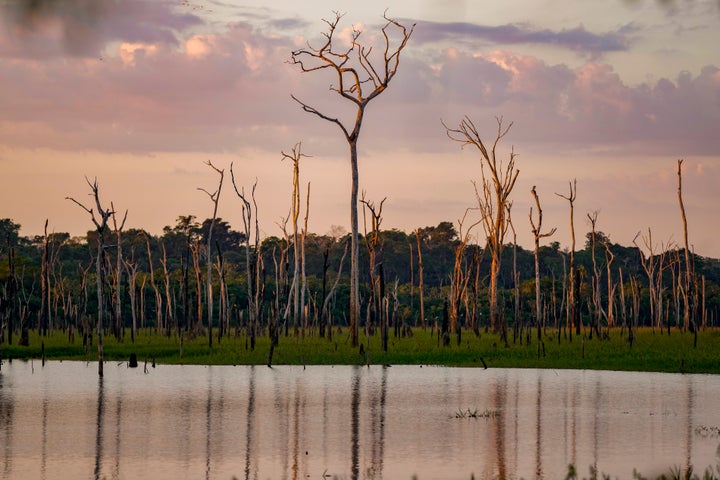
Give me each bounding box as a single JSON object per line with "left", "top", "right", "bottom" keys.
{"left": 160, "top": 243, "right": 174, "bottom": 337}
{"left": 301, "top": 182, "right": 310, "bottom": 337}
{"left": 415, "top": 229, "right": 426, "bottom": 330}
{"left": 214, "top": 245, "right": 228, "bottom": 343}
{"left": 445, "top": 116, "right": 519, "bottom": 333}
{"left": 556, "top": 179, "right": 578, "bottom": 338}
{"left": 618, "top": 267, "right": 627, "bottom": 333}
{"left": 66, "top": 177, "right": 114, "bottom": 377}
{"left": 629, "top": 274, "right": 641, "bottom": 347}
{"left": 275, "top": 214, "right": 293, "bottom": 336}
{"left": 230, "top": 170, "right": 261, "bottom": 350}
{"left": 633, "top": 230, "right": 674, "bottom": 331}
{"left": 39, "top": 219, "right": 51, "bottom": 336}
{"left": 198, "top": 160, "right": 224, "bottom": 348}
{"left": 5, "top": 234, "right": 19, "bottom": 345}
{"left": 448, "top": 209, "right": 480, "bottom": 346}
{"left": 507, "top": 203, "right": 520, "bottom": 346}
{"left": 281, "top": 144, "right": 308, "bottom": 337}
{"left": 677, "top": 159, "right": 695, "bottom": 332}
{"left": 603, "top": 239, "right": 616, "bottom": 330}
{"left": 122, "top": 253, "right": 139, "bottom": 343}
{"left": 529, "top": 186, "right": 556, "bottom": 342}
{"left": 110, "top": 204, "right": 128, "bottom": 341}
{"left": 190, "top": 239, "right": 203, "bottom": 335}
{"left": 361, "top": 194, "right": 387, "bottom": 350}
{"left": 290, "top": 11, "right": 414, "bottom": 347}
{"left": 322, "top": 239, "right": 349, "bottom": 341}
{"left": 144, "top": 234, "right": 163, "bottom": 334}
{"left": 586, "top": 212, "right": 605, "bottom": 338}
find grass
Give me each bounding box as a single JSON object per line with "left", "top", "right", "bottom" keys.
{"left": 565, "top": 463, "right": 720, "bottom": 480}
{"left": 452, "top": 407, "right": 500, "bottom": 419}
{"left": 2, "top": 326, "right": 720, "bottom": 373}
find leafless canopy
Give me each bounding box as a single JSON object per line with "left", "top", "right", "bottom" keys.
{"left": 289, "top": 11, "right": 415, "bottom": 142}
{"left": 289, "top": 11, "right": 414, "bottom": 347}
{"left": 65, "top": 176, "right": 113, "bottom": 234}
{"left": 445, "top": 116, "right": 519, "bottom": 250}
{"left": 444, "top": 116, "right": 519, "bottom": 333}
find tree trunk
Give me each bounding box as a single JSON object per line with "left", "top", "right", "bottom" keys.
{"left": 349, "top": 140, "right": 360, "bottom": 347}
{"left": 96, "top": 240, "right": 104, "bottom": 377}
{"left": 415, "top": 230, "right": 425, "bottom": 330}
{"left": 677, "top": 159, "right": 694, "bottom": 331}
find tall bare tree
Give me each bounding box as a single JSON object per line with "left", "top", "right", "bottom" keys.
{"left": 445, "top": 116, "right": 519, "bottom": 333}
{"left": 529, "top": 186, "right": 556, "bottom": 341}
{"left": 361, "top": 194, "right": 387, "bottom": 349}
{"left": 198, "top": 161, "right": 224, "bottom": 348}
{"left": 66, "top": 177, "right": 114, "bottom": 377}
{"left": 586, "top": 212, "right": 604, "bottom": 338}
{"left": 160, "top": 242, "right": 174, "bottom": 337}
{"left": 556, "top": 179, "right": 578, "bottom": 338}
{"left": 290, "top": 12, "right": 414, "bottom": 347}
{"left": 39, "top": 219, "right": 51, "bottom": 336}
{"left": 677, "top": 159, "right": 694, "bottom": 332}
{"left": 603, "top": 239, "right": 616, "bottom": 329}
{"left": 144, "top": 234, "right": 162, "bottom": 334}
{"left": 230, "top": 170, "right": 261, "bottom": 350}
{"left": 415, "top": 229, "right": 426, "bottom": 331}
{"left": 448, "top": 209, "right": 480, "bottom": 346}
{"left": 110, "top": 204, "right": 128, "bottom": 340}
{"left": 122, "top": 252, "right": 139, "bottom": 343}
{"left": 281, "top": 144, "right": 308, "bottom": 337}
{"left": 507, "top": 203, "right": 520, "bottom": 346}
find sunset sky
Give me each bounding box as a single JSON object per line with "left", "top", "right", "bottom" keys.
{"left": 1, "top": 0, "right": 718, "bottom": 257}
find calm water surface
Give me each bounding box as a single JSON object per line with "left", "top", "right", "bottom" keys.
{"left": 1, "top": 361, "right": 719, "bottom": 480}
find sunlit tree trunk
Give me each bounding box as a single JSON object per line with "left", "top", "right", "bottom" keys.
{"left": 66, "top": 177, "right": 114, "bottom": 378}
{"left": 604, "top": 241, "right": 616, "bottom": 330}
{"left": 677, "top": 159, "right": 694, "bottom": 332}
{"left": 556, "top": 180, "right": 578, "bottom": 338}
{"left": 160, "top": 243, "right": 174, "bottom": 337}
{"left": 191, "top": 240, "right": 203, "bottom": 334}
{"left": 445, "top": 117, "right": 519, "bottom": 333}
{"left": 586, "top": 212, "right": 604, "bottom": 339}
{"left": 415, "top": 230, "right": 426, "bottom": 331}
{"left": 111, "top": 205, "right": 128, "bottom": 341}
{"left": 530, "top": 187, "right": 556, "bottom": 342}
{"left": 198, "top": 161, "right": 224, "bottom": 348}
{"left": 145, "top": 235, "right": 162, "bottom": 334}
{"left": 508, "top": 207, "right": 519, "bottom": 346}
{"left": 291, "top": 12, "right": 414, "bottom": 348}
{"left": 123, "top": 254, "right": 139, "bottom": 343}
{"left": 40, "top": 219, "right": 50, "bottom": 336}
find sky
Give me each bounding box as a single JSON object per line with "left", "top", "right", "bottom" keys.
{"left": 1, "top": 0, "right": 719, "bottom": 257}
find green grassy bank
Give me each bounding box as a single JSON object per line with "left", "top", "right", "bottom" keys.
{"left": 2, "top": 327, "right": 719, "bottom": 373}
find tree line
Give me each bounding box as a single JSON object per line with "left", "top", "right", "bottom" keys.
{"left": 1, "top": 209, "right": 719, "bottom": 350}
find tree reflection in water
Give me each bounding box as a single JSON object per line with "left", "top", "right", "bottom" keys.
{"left": 93, "top": 377, "right": 104, "bottom": 480}
{"left": 0, "top": 364, "right": 718, "bottom": 479}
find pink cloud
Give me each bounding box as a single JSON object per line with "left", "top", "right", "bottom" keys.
{"left": 0, "top": 10, "right": 718, "bottom": 162}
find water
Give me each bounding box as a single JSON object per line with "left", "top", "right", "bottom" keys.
{"left": 1, "top": 361, "right": 719, "bottom": 480}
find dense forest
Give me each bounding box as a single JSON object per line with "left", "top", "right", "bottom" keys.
{"left": 2, "top": 211, "right": 719, "bottom": 352}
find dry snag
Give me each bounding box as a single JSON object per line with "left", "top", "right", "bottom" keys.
{"left": 444, "top": 116, "right": 519, "bottom": 334}
{"left": 198, "top": 160, "right": 224, "bottom": 347}
{"left": 556, "top": 179, "right": 578, "bottom": 337}
{"left": 529, "top": 186, "right": 556, "bottom": 342}
{"left": 290, "top": 11, "right": 414, "bottom": 347}
{"left": 66, "top": 177, "right": 114, "bottom": 377}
